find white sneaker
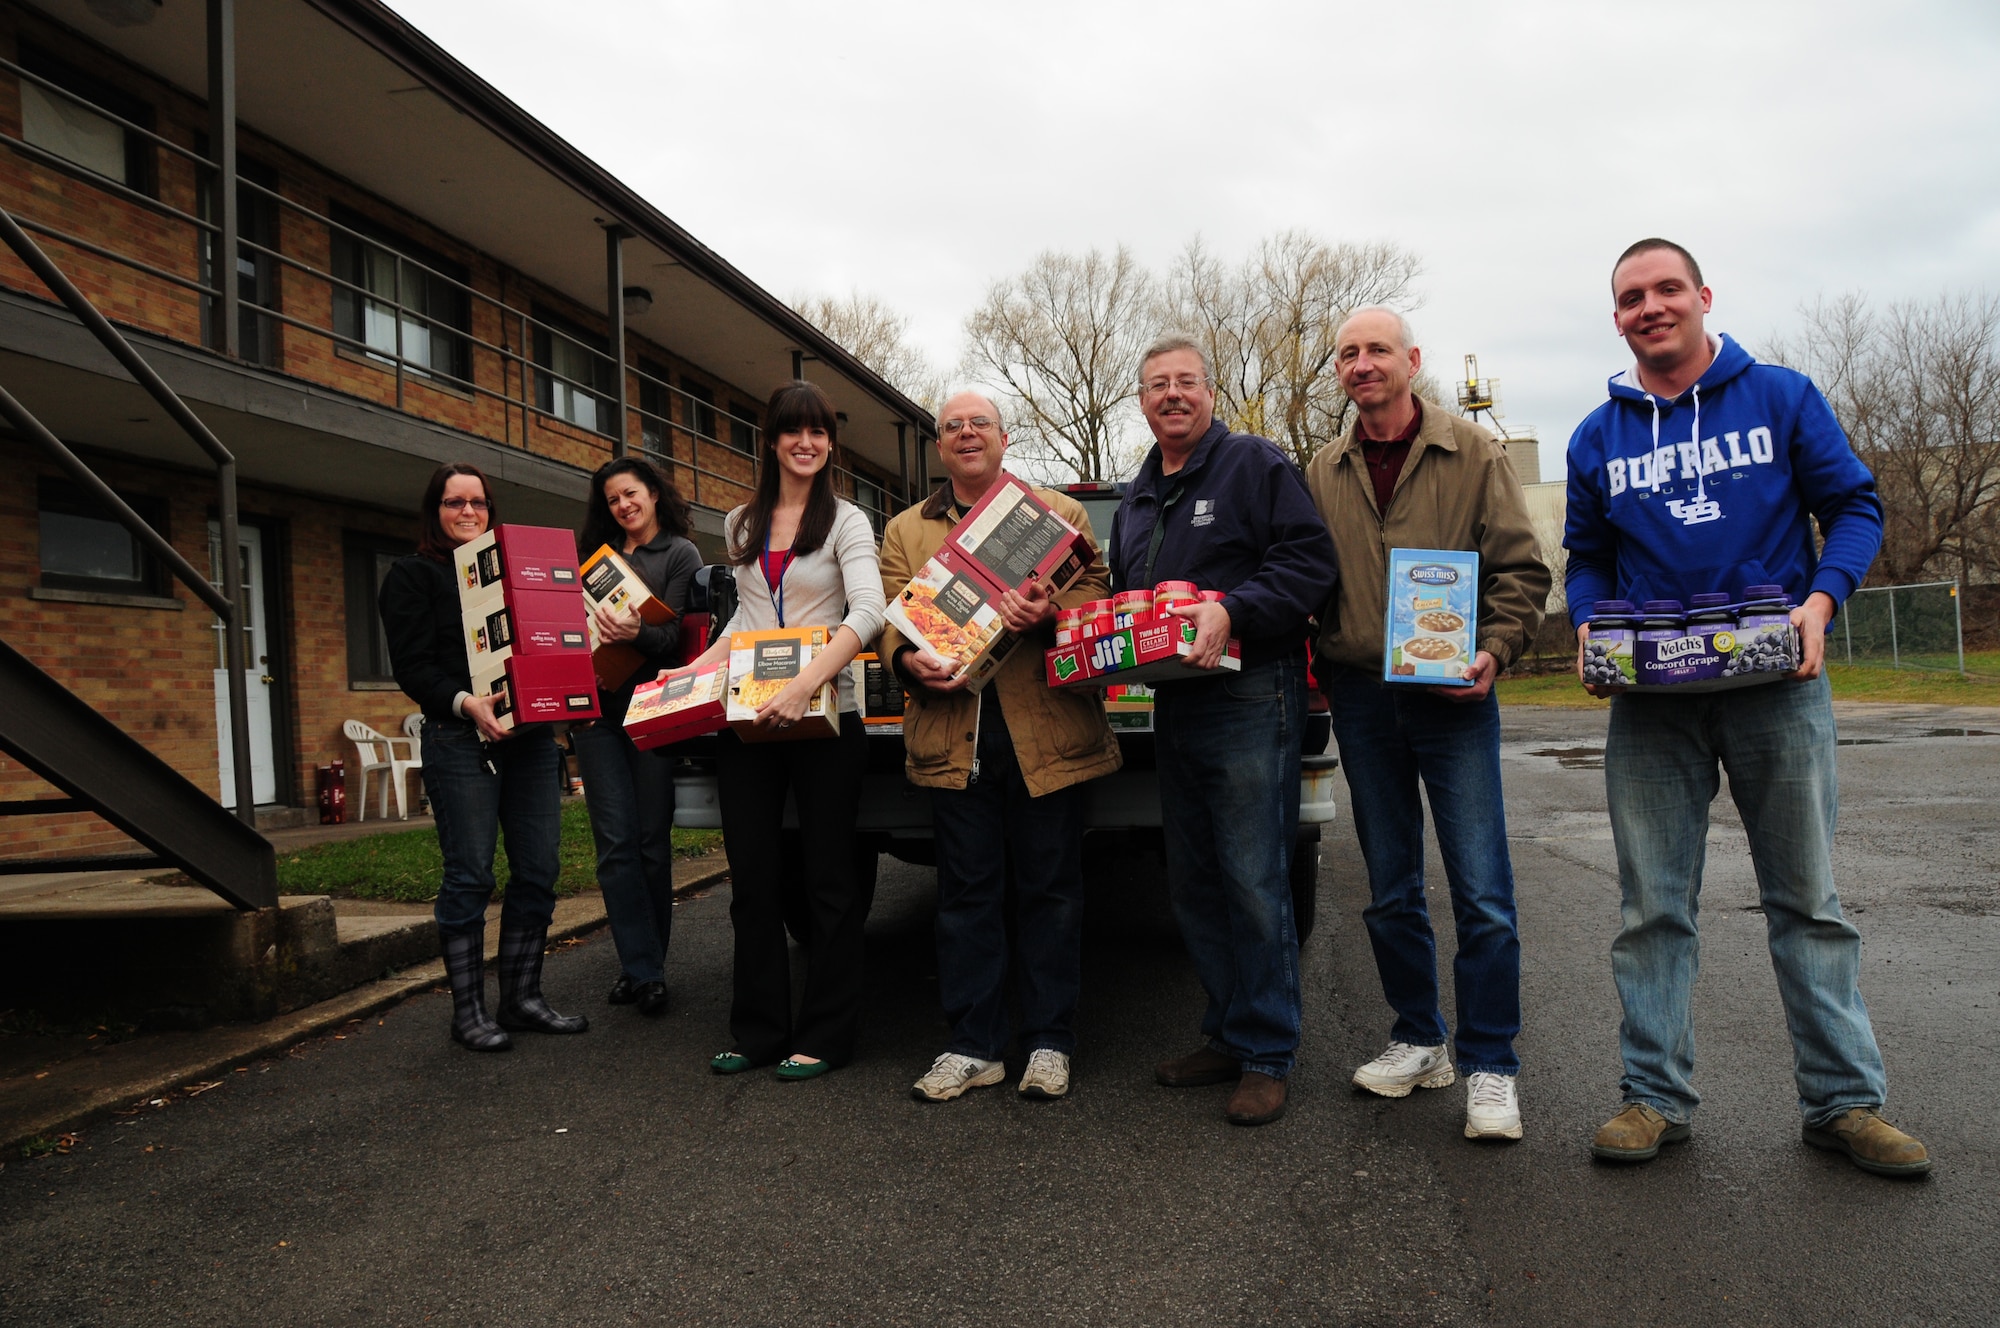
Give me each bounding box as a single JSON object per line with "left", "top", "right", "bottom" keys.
{"left": 911, "top": 1052, "right": 1005, "bottom": 1103}
{"left": 1351, "top": 1041, "right": 1457, "bottom": 1098}
{"left": 1464, "top": 1072, "right": 1523, "bottom": 1140}
{"left": 1017, "top": 1048, "right": 1071, "bottom": 1100}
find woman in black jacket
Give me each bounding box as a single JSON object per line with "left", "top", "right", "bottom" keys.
{"left": 378, "top": 462, "right": 587, "bottom": 1051}
{"left": 573, "top": 457, "right": 702, "bottom": 1015}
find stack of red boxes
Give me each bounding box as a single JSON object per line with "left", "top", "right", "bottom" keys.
{"left": 453, "top": 524, "right": 601, "bottom": 729}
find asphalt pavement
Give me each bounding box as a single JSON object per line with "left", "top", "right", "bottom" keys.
{"left": 2, "top": 702, "right": 1995, "bottom": 1326}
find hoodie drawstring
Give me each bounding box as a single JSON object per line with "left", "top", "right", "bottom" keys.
{"left": 1643, "top": 384, "right": 1706, "bottom": 499}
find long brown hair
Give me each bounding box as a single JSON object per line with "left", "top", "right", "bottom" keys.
{"left": 416, "top": 462, "right": 494, "bottom": 562}
{"left": 727, "top": 380, "right": 842, "bottom": 566}
{"left": 578, "top": 456, "right": 692, "bottom": 557}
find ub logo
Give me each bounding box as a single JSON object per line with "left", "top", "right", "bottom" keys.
{"left": 1666, "top": 497, "right": 1722, "bottom": 526}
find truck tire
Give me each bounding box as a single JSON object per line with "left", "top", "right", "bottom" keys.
{"left": 1291, "top": 828, "right": 1322, "bottom": 942}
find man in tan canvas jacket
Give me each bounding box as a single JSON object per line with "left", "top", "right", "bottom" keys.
{"left": 1303, "top": 306, "right": 1548, "bottom": 1143}
{"left": 879, "top": 389, "right": 1120, "bottom": 1105}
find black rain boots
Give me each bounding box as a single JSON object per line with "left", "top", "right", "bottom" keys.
{"left": 441, "top": 924, "right": 511, "bottom": 1052}
{"left": 495, "top": 923, "right": 589, "bottom": 1035}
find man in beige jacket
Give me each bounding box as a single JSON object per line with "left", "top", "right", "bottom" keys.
{"left": 879, "top": 389, "right": 1121, "bottom": 1104}
{"left": 1303, "top": 307, "right": 1548, "bottom": 1141}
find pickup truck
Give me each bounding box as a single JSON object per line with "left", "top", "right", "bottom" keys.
{"left": 663, "top": 480, "right": 1339, "bottom": 938}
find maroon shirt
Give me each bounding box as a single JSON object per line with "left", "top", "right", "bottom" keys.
{"left": 1359, "top": 399, "right": 1423, "bottom": 514}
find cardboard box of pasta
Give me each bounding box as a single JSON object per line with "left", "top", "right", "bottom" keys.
{"left": 1383, "top": 548, "right": 1479, "bottom": 686}
{"left": 623, "top": 662, "right": 728, "bottom": 751}
{"left": 454, "top": 524, "right": 582, "bottom": 612}
{"left": 464, "top": 588, "right": 592, "bottom": 668}
{"left": 469, "top": 652, "right": 601, "bottom": 732}
{"left": 1045, "top": 615, "right": 1241, "bottom": 689}
{"left": 726, "top": 628, "right": 840, "bottom": 742}
{"left": 947, "top": 473, "right": 1093, "bottom": 596}
{"left": 580, "top": 544, "right": 678, "bottom": 690}
{"left": 883, "top": 544, "right": 1020, "bottom": 690}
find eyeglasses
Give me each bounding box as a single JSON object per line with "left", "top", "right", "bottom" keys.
{"left": 1141, "top": 375, "right": 1209, "bottom": 397}
{"left": 941, "top": 416, "right": 997, "bottom": 437}
{"left": 440, "top": 498, "right": 490, "bottom": 513}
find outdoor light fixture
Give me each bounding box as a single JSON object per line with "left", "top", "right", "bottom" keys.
{"left": 86, "top": 0, "right": 159, "bottom": 25}
{"left": 622, "top": 286, "right": 653, "bottom": 318}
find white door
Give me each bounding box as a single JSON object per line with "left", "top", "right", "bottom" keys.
{"left": 211, "top": 522, "right": 277, "bottom": 808}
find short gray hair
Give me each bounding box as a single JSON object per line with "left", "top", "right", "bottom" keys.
{"left": 1335, "top": 306, "right": 1418, "bottom": 353}
{"left": 937, "top": 387, "right": 1003, "bottom": 433}
{"left": 1137, "top": 333, "right": 1213, "bottom": 385}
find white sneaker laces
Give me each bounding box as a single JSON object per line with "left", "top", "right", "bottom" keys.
{"left": 1468, "top": 1073, "right": 1514, "bottom": 1109}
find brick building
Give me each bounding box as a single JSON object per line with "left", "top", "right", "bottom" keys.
{"left": 0, "top": 0, "right": 934, "bottom": 860}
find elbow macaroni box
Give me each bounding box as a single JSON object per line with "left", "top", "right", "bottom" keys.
{"left": 948, "top": 474, "right": 1092, "bottom": 596}
{"left": 883, "top": 544, "right": 1020, "bottom": 690}
{"left": 580, "top": 544, "right": 677, "bottom": 690}
{"left": 726, "top": 628, "right": 840, "bottom": 741}
{"left": 1383, "top": 548, "right": 1480, "bottom": 686}
{"left": 623, "top": 662, "right": 728, "bottom": 750}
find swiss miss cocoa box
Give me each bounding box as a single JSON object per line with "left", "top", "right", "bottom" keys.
{"left": 1383, "top": 548, "right": 1479, "bottom": 686}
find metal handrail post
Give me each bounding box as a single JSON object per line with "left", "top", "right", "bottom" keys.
{"left": 1955, "top": 580, "right": 1966, "bottom": 676}
{"left": 1888, "top": 589, "right": 1899, "bottom": 670}
{"left": 207, "top": 0, "right": 239, "bottom": 359}
{"left": 605, "top": 225, "right": 628, "bottom": 458}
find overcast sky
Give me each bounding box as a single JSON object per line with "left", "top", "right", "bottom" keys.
{"left": 394, "top": 0, "right": 2000, "bottom": 483}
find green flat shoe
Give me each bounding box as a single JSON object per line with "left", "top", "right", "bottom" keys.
{"left": 775, "top": 1057, "right": 832, "bottom": 1081}
{"left": 710, "top": 1051, "right": 754, "bottom": 1075}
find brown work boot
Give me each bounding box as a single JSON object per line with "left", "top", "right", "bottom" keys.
{"left": 1225, "top": 1071, "right": 1288, "bottom": 1126}
{"left": 1155, "top": 1045, "right": 1240, "bottom": 1087}
{"left": 1802, "top": 1107, "right": 1932, "bottom": 1177}
{"left": 1591, "top": 1104, "right": 1690, "bottom": 1162}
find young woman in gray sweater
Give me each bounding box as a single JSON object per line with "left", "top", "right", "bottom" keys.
{"left": 679, "top": 381, "right": 885, "bottom": 1079}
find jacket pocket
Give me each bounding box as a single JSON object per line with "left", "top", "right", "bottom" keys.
{"left": 1043, "top": 690, "right": 1110, "bottom": 760}
{"left": 903, "top": 696, "right": 962, "bottom": 773}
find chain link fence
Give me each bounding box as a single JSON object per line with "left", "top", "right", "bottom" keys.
{"left": 1834, "top": 581, "right": 1965, "bottom": 674}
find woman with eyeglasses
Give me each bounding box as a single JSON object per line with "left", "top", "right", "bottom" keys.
{"left": 677, "top": 380, "right": 885, "bottom": 1079}
{"left": 573, "top": 456, "right": 703, "bottom": 1017}
{"left": 378, "top": 461, "right": 588, "bottom": 1051}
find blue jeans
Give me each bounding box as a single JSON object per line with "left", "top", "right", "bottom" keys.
{"left": 1153, "top": 655, "right": 1305, "bottom": 1079}
{"left": 573, "top": 719, "right": 676, "bottom": 984}
{"left": 1327, "top": 670, "right": 1521, "bottom": 1076}
{"left": 1604, "top": 673, "right": 1887, "bottom": 1127}
{"left": 929, "top": 700, "right": 1087, "bottom": 1060}
{"left": 421, "top": 718, "right": 562, "bottom": 938}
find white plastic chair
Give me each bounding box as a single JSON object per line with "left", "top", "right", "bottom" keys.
{"left": 342, "top": 718, "right": 423, "bottom": 821}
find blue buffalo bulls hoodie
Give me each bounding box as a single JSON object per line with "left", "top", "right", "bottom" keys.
{"left": 1562, "top": 333, "right": 1882, "bottom": 627}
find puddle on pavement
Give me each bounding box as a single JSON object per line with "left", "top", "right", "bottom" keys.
{"left": 1529, "top": 746, "right": 1605, "bottom": 770}
{"left": 1837, "top": 738, "right": 1890, "bottom": 746}
{"left": 1919, "top": 728, "right": 1996, "bottom": 738}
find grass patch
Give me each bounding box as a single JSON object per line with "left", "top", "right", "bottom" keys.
{"left": 275, "top": 799, "right": 724, "bottom": 904}
{"left": 1500, "top": 657, "right": 2000, "bottom": 708}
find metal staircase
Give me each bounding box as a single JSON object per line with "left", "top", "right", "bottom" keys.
{"left": 0, "top": 205, "right": 275, "bottom": 912}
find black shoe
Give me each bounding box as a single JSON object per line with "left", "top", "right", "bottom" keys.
{"left": 636, "top": 981, "right": 669, "bottom": 1017}
{"left": 607, "top": 974, "right": 639, "bottom": 1005}
{"left": 495, "top": 923, "right": 589, "bottom": 1035}
{"left": 441, "top": 925, "right": 511, "bottom": 1053}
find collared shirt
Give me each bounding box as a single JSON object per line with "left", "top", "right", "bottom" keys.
{"left": 1359, "top": 399, "right": 1423, "bottom": 514}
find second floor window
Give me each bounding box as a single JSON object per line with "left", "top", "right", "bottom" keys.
{"left": 534, "top": 307, "right": 618, "bottom": 436}
{"left": 329, "top": 205, "right": 471, "bottom": 384}
{"left": 683, "top": 379, "right": 716, "bottom": 440}
{"left": 17, "top": 45, "right": 154, "bottom": 195}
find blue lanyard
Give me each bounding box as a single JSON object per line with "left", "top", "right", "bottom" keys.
{"left": 763, "top": 531, "right": 791, "bottom": 628}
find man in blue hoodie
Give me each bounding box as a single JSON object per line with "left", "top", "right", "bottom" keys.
{"left": 1111, "top": 334, "right": 1338, "bottom": 1128}
{"left": 1564, "top": 239, "right": 1929, "bottom": 1176}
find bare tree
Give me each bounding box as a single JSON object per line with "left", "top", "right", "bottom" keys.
{"left": 1160, "top": 231, "right": 1424, "bottom": 467}
{"left": 1766, "top": 292, "right": 2000, "bottom": 585}
{"left": 961, "top": 246, "right": 1154, "bottom": 482}
{"left": 793, "top": 290, "right": 945, "bottom": 413}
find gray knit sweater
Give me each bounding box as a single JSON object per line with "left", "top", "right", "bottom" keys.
{"left": 719, "top": 500, "right": 884, "bottom": 712}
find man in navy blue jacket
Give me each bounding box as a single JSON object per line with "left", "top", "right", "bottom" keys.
{"left": 1110, "top": 334, "right": 1337, "bottom": 1127}
{"left": 1564, "top": 239, "right": 1929, "bottom": 1176}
